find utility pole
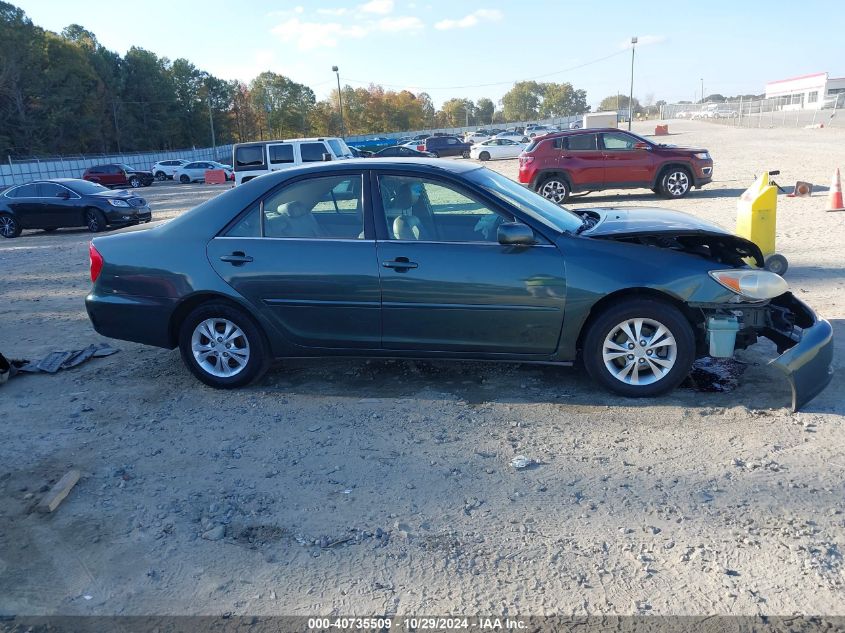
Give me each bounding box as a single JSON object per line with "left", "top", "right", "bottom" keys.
{"left": 207, "top": 95, "right": 216, "bottom": 153}
{"left": 332, "top": 66, "right": 345, "bottom": 138}
{"left": 628, "top": 36, "right": 637, "bottom": 131}
{"left": 111, "top": 101, "right": 121, "bottom": 153}
{"left": 700, "top": 78, "right": 704, "bottom": 103}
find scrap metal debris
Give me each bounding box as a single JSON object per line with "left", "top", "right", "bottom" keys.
{"left": 0, "top": 344, "right": 118, "bottom": 385}
{"left": 682, "top": 357, "right": 749, "bottom": 393}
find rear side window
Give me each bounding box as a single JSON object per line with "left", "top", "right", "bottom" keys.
{"left": 300, "top": 142, "right": 328, "bottom": 162}
{"left": 269, "top": 144, "right": 294, "bottom": 164}
{"left": 6, "top": 184, "right": 38, "bottom": 198}
{"left": 567, "top": 133, "right": 598, "bottom": 151}
{"left": 235, "top": 145, "right": 265, "bottom": 168}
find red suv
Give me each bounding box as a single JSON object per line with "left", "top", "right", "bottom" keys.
{"left": 518, "top": 128, "right": 713, "bottom": 203}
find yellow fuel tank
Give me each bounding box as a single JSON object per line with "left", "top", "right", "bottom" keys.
{"left": 737, "top": 173, "right": 778, "bottom": 257}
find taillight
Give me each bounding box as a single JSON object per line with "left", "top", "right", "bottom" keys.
{"left": 417, "top": 145, "right": 425, "bottom": 151}
{"left": 519, "top": 155, "right": 535, "bottom": 166}
{"left": 89, "top": 242, "right": 103, "bottom": 283}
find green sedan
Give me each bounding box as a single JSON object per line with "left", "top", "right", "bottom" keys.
{"left": 85, "top": 159, "right": 833, "bottom": 409}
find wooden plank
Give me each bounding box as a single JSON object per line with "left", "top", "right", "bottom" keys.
{"left": 37, "top": 470, "right": 81, "bottom": 513}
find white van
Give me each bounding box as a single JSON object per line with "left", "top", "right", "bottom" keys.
{"left": 232, "top": 137, "right": 353, "bottom": 185}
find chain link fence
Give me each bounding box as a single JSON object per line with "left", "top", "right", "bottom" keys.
{"left": 1, "top": 145, "right": 234, "bottom": 187}
{"left": 661, "top": 95, "right": 845, "bottom": 129}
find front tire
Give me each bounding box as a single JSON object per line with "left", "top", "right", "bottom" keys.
{"left": 129, "top": 176, "right": 141, "bottom": 188}
{"left": 155, "top": 171, "right": 166, "bottom": 181}
{"left": 178, "top": 302, "right": 270, "bottom": 388}
{"left": 85, "top": 208, "right": 107, "bottom": 233}
{"left": 538, "top": 175, "right": 570, "bottom": 204}
{"left": 0, "top": 214, "right": 22, "bottom": 238}
{"left": 659, "top": 167, "right": 692, "bottom": 198}
{"left": 179, "top": 174, "right": 190, "bottom": 184}
{"left": 479, "top": 151, "right": 491, "bottom": 161}
{"left": 582, "top": 299, "right": 695, "bottom": 398}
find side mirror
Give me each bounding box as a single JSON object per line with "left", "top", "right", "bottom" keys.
{"left": 634, "top": 142, "right": 650, "bottom": 150}
{"left": 322, "top": 153, "right": 333, "bottom": 162}
{"left": 498, "top": 222, "right": 536, "bottom": 246}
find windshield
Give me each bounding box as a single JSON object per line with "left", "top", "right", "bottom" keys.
{"left": 67, "top": 180, "right": 110, "bottom": 195}
{"left": 119, "top": 164, "right": 137, "bottom": 172}
{"left": 327, "top": 139, "right": 353, "bottom": 158}
{"left": 466, "top": 168, "right": 583, "bottom": 233}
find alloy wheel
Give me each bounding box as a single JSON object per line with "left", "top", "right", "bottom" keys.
{"left": 130, "top": 177, "right": 141, "bottom": 188}
{"left": 539, "top": 179, "right": 568, "bottom": 203}
{"left": 0, "top": 215, "right": 18, "bottom": 237}
{"left": 602, "top": 317, "right": 677, "bottom": 386}
{"left": 191, "top": 318, "right": 250, "bottom": 378}
{"left": 86, "top": 209, "right": 101, "bottom": 232}
{"left": 664, "top": 170, "right": 690, "bottom": 197}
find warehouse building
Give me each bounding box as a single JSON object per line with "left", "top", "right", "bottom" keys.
{"left": 764, "top": 72, "right": 845, "bottom": 110}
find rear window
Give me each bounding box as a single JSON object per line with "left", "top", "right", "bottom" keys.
{"left": 567, "top": 133, "right": 598, "bottom": 151}
{"left": 269, "top": 144, "right": 294, "bottom": 164}
{"left": 235, "top": 145, "right": 265, "bottom": 169}
{"left": 300, "top": 142, "right": 328, "bottom": 162}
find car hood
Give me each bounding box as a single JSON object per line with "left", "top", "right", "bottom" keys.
{"left": 579, "top": 206, "right": 764, "bottom": 267}
{"left": 653, "top": 143, "right": 708, "bottom": 153}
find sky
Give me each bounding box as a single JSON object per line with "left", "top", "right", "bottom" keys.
{"left": 12, "top": 0, "right": 845, "bottom": 109}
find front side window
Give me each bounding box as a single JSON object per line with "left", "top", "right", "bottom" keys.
{"left": 261, "top": 174, "right": 363, "bottom": 239}
{"left": 37, "top": 183, "right": 66, "bottom": 198}
{"left": 300, "top": 142, "right": 329, "bottom": 162}
{"left": 601, "top": 132, "right": 638, "bottom": 150}
{"left": 378, "top": 175, "right": 512, "bottom": 243}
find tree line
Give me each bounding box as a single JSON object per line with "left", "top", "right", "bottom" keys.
{"left": 0, "top": 2, "right": 593, "bottom": 157}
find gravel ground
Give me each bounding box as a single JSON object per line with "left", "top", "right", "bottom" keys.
{"left": 1, "top": 120, "right": 843, "bottom": 616}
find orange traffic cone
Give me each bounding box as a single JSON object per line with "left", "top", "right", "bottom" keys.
{"left": 828, "top": 168, "right": 845, "bottom": 212}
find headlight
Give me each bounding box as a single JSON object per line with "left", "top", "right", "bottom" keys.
{"left": 694, "top": 152, "right": 710, "bottom": 160}
{"left": 709, "top": 269, "right": 788, "bottom": 300}
{"left": 108, "top": 199, "right": 131, "bottom": 208}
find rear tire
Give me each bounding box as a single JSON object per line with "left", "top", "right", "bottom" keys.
{"left": 430, "top": 151, "right": 439, "bottom": 158}
{"left": 582, "top": 299, "right": 695, "bottom": 398}
{"left": 85, "top": 208, "right": 107, "bottom": 233}
{"left": 659, "top": 167, "right": 692, "bottom": 198}
{"left": 538, "top": 175, "right": 570, "bottom": 204}
{"left": 0, "top": 214, "right": 22, "bottom": 238}
{"left": 461, "top": 149, "right": 470, "bottom": 159}
{"left": 178, "top": 302, "right": 270, "bottom": 389}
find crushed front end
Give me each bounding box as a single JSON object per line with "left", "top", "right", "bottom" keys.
{"left": 693, "top": 293, "right": 834, "bottom": 411}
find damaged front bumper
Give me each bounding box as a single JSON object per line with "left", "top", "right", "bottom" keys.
{"left": 695, "top": 292, "right": 834, "bottom": 410}
{"left": 763, "top": 293, "right": 834, "bottom": 411}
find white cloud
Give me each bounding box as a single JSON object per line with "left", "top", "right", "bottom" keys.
{"left": 360, "top": 0, "right": 394, "bottom": 14}
{"left": 317, "top": 7, "right": 349, "bottom": 16}
{"left": 619, "top": 34, "right": 667, "bottom": 49}
{"left": 434, "top": 8, "right": 502, "bottom": 30}
{"left": 377, "top": 16, "right": 424, "bottom": 31}
{"left": 271, "top": 18, "right": 369, "bottom": 51}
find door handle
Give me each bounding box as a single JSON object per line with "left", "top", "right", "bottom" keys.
{"left": 220, "top": 252, "right": 254, "bottom": 265}
{"left": 382, "top": 258, "right": 418, "bottom": 270}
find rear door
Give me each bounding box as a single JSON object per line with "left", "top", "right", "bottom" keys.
{"left": 600, "top": 131, "right": 654, "bottom": 186}
{"left": 207, "top": 170, "right": 381, "bottom": 349}
{"left": 3, "top": 183, "right": 44, "bottom": 228}
{"left": 558, "top": 133, "right": 603, "bottom": 188}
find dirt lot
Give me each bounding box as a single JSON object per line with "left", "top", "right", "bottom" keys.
{"left": 1, "top": 120, "right": 843, "bottom": 616}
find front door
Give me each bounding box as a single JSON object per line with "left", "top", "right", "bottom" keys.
{"left": 600, "top": 131, "right": 654, "bottom": 186}
{"left": 207, "top": 171, "right": 381, "bottom": 350}
{"left": 373, "top": 173, "right": 566, "bottom": 356}
{"left": 37, "top": 182, "right": 77, "bottom": 227}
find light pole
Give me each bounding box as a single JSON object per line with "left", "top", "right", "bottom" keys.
{"left": 700, "top": 78, "right": 704, "bottom": 103}
{"left": 628, "top": 36, "right": 637, "bottom": 131}
{"left": 332, "top": 65, "right": 345, "bottom": 138}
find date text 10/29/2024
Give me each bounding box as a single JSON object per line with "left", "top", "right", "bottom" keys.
{"left": 307, "top": 617, "right": 527, "bottom": 630}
